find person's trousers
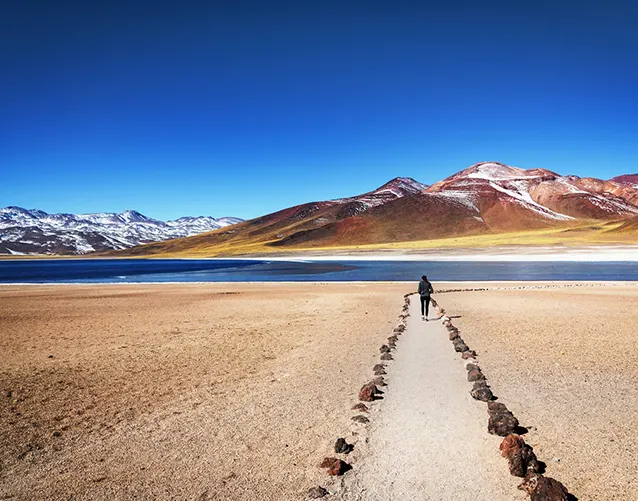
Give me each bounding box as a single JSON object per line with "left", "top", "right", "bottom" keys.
{"left": 420, "top": 295, "right": 430, "bottom": 316}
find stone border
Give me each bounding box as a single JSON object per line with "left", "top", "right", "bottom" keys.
{"left": 435, "top": 296, "right": 576, "bottom": 501}
{"left": 310, "top": 293, "right": 412, "bottom": 498}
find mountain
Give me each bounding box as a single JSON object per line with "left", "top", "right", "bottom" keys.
{"left": 0, "top": 207, "right": 243, "bottom": 255}
{"left": 428, "top": 162, "right": 638, "bottom": 227}
{"left": 610, "top": 174, "right": 638, "bottom": 186}
{"left": 112, "top": 163, "right": 638, "bottom": 257}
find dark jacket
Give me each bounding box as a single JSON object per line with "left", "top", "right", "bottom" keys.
{"left": 418, "top": 280, "right": 434, "bottom": 297}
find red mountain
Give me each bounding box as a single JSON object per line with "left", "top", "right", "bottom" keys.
{"left": 113, "top": 163, "right": 638, "bottom": 256}
{"left": 610, "top": 174, "right": 638, "bottom": 186}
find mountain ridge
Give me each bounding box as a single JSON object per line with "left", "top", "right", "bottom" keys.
{"left": 0, "top": 207, "right": 243, "bottom": 255}
{"left": 110, "top": 162, "right": 638, "bottom": 257}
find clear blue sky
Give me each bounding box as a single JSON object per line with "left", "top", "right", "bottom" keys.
{"left": 2, "top": 0, "right": 637, "bottom": 220}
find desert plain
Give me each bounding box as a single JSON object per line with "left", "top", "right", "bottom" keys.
{"left": 1, "top": 282, "right": 637, "bottom": 500}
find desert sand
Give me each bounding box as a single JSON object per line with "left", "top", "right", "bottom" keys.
{"left": 438, "top": 283, "right": 638, "bottom": 500}
{"left": 338, "top": 307, "right": 526, "bottom": 500}
{"left": 1, "top": 282, "right": 637, "bottom": 500}
{"left": 0, "top": 283, "right": 408, "bottom": 500}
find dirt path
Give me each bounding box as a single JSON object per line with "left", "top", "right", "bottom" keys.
{"left": 340, "top": 304, "right": 525, "bottom": 501}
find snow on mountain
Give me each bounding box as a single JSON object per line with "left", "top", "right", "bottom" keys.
{"left": 427, "top": 162, "right": 638, "bottom": 228}
{"left": 0, "top": 207, "right": 244, "bottom": 255}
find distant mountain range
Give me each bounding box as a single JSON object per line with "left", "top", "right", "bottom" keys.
{"left": 112, "top": 162, "right": 638, "bottom": 257}
{"left": 0, "top": 207, "right": 243, "bottom": 255}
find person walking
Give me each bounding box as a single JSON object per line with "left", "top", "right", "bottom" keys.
{"left": 418, "top": 275, "right": 434, "bottom": 321}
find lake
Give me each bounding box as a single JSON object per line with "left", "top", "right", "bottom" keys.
{"left": 1, "top": 258, "right": 638, "bottom": 283}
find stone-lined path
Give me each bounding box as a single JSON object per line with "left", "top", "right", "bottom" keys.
{"left": 340, "top": 305, "right": 526, "bottom": 500}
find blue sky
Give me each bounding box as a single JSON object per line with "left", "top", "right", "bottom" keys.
{"left": 2, "top": 0, "right": 637, "bottom": 220}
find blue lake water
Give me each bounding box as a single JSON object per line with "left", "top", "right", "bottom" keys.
{"left": 1, "top": 258, "right": 638, "bottom": 283}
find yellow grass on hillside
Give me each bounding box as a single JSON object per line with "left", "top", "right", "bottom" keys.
{"left": 115, "top": 220, "right": 638, "bottom": 258}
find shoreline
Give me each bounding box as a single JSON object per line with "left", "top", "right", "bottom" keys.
{"left": 1, "top": 244, "right": 638, "bottom": 262}
{"left": 1, "top": 280, "right": 636, "bottom": 287}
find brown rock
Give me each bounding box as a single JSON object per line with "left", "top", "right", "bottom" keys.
{"left": 488, "top": 401, "right": 509, "bottom": 414}
{"left": 334, "top": 438, "right": 354, "bottom": 454}
{"left": 453, "top": 339, "right": 469, "bottom": 352}
{"left": 351, "top": 403, "right": 368, "bottom": 412}
{"left": 379, "top": 345, "right": 391, "bottom": 354}
{"left": 470, "top": 381, "right": 494, "bottom": 401}
{"left": 466, "top": 363, "right": 480, "bottom": 372}
{"left": 308, "top": 486, "right": 329, "bottom": 498}
{"left": 449, "top": 331, "right": 460, "bottom": 340}
{"left": 394, "top": 325, "right": 406, "bottom": 333}
{"left": 319, "top": 457, "right": 351, "bottom": 476}
{"left": 372, "top": 376, "right": 386, "bottom": 386}
{"left": 488, "top": 408, "right": 519, "bottom": 436}
{"left": 500, "top": 434, "right": 525, "bottom": 457}
{"left": 388, "top": 335, "right": 398, "bottom": 343}
{"left": 351, "top": 415, "right": 369, "bottom": 424}
{"left": 380, "top": 353, "right": 393, "bottom": 361}
{"left": 500, "top": 434, "right": 541, "bottom": 477}
{"left": 461, "top": 351, "right": 477, "bottom": 359}
{"left": 467, "top": 369, "right": 485, "bottom": 382}
{"left": 358, "top": 383, "right": 378, "bottom": 402}
{"left": 518, "top": 473, "right": 570, "bottom": 500}
{"left": 372, "top": 364, "right": 386, "bottom": 375}
{"left": 510, "top": 443, "right": 540, "bottom": 477}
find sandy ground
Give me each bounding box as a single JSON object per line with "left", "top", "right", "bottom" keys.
{"left": 339, "top": 306, "right": 525, "bottom": 501}
{"left": 1, "top": 282, "right": 636, "bottom": 500}
{"left": 440, "top": 283, "right": 638, "bottom": 500}
{"left": 0, "top": 283, "right": 410, "bottom": 500}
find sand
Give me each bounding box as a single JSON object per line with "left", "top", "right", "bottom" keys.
{"left": 339, "top": 307, "right": 525, "bottom": 500}
{"left": 1, "top": 282, "right": 636, "bottom": 500}
{"left": 0, "top": 283, "right": 409, "bottom": 500}
{"left": 439, "top": 283, "right": 638, "bottom": 500}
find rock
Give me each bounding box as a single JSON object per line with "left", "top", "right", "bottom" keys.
{"left": 388, "top": 335, "right": 398, "bottom": 343}
{"left": 372, "top": 376, "right": 386, "bottom": 386}
{"left": 308, "top": 486, "right": 329, "bottom": 498}
{"left": 500, "top": 434, "right": 525, "bottom": 457}
{"left": 394, "top": 325, "right": 406, "bottom": 333}
{"left": 452, "top": 339, "right": 469, "bottom": 352}
{"left": 380, "top": 353, "right": 393, "bottom": 361}
{"left": 379, "top": 345, "right": 391, "bottom": 354}
{"left": 466, "top": 363, "right": 480, "bottom": 372}
{"left": 500, "top": 434, "right": 540, "bottom": 477}
{"left": 334, "top": 438, "right": 354, "bottom": 454}
{"left": 441, "top": 315, "right": 450, "bottom": 322}
{"left": 352, "top": 403, "right": 369, "bottom": 412}
{"left": 52, "top": 430, "right": 62, "bottom": 438}
{"left": 319, "top": 457, "right": 351, "bottom": 476}
{"left": 488, "top": 401, "right": 508, "bottom": 414}
{"left": 351, "top": 415, "right": 369, "bottom": 424}
{"left": 518, "top": 473, "right": 570, "bottom": 500}
{"left": 511, "top": 443, "right": 540, "bottom": 477}
{"left": 470, "top": 381, "right": 494, "bottom": 401}
{"left": 358, "top": 383, "right": 379, "bottom": 402}
{"left": 488, "top": 408, "right": 519, "bottom": 436}
{"left": 449, "top": 331, "right": 459, "bottom": 340}
{"left": 461, "top": 351, "right": 477, "bottom": 359}
{"left": 373, "top": 364, "right": 386, "bottom": 375}
{"left": 387, "top": 339, "right": 396, "bottom": 348}
{"left": 467, "top": 369, "right": 485, "bottom": 382}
